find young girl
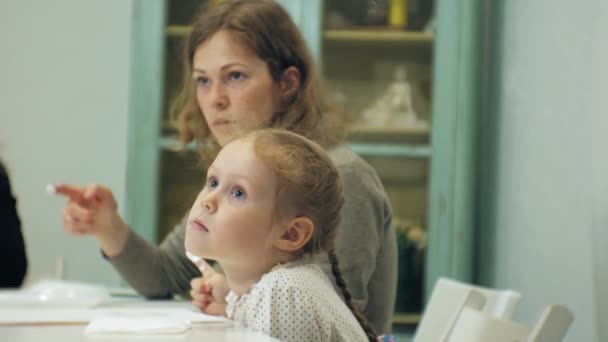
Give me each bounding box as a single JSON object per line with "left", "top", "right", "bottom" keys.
{"left": 185, "top": 128, "right": 376, "bottom": 342}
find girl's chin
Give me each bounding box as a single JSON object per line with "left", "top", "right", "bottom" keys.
{"left": 184, "top": 240, "right": 204, "bottom": 256}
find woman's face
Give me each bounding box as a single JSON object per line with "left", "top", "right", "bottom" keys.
{"left": 192, "top": 30, "right": 282, "bottom": 146}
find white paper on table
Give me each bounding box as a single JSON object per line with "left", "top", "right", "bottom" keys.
{"left": 85, "top": 305, "right": 230, "bottom": 335}
{"left": 0, "top": 281, "right": 229, "bottom": 327}
{"left": 0, "top": 306, "right": 228, "bottom": 326}
{"left": 0, "top": 279, "right": 111, "bottom": 308}
{"left": 85, "top": 316, "right": 191, "bottom": 335}
{"left": 0, "top": 308, "right": 93, "bottom": 325}
{"left": 93, "top": 306, "right": 230, "bottom": 324}
{"left": 0, "top": 280, "right": 109, "bottom": 325}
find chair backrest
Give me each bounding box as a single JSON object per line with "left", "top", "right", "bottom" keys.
{"left": 413, "top": 277, "right": 522, "bottom": 342}
{"left": 445, "top": 307, "right": 532, "bottom": 342}
{"left": 444, "top": 304, "right": 573, "bottom": 342}
{"left": 527, "top": 305, "right": 574, "bottom": 342}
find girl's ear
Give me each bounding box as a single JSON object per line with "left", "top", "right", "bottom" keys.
{"left": 279, "top": 66, "right": 301, "bottom": 97}
{"left": 273, "top": 216, "right": 314, "bottom": 252}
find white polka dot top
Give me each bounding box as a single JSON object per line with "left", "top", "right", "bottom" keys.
{"left": 225, "top": 259, "right": 368, "bottom": 342}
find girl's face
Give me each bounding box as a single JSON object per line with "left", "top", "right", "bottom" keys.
{"left": 192, "top": 30, "right": 282, "bottom": 147}
{"left": 185, "top": 138, "right": 280, "bottom": 266}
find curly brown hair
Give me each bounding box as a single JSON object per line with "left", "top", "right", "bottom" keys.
{"left": 171, "top": 0, "right": 347, "bottom": 163}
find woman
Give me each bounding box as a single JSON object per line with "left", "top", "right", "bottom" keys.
{"left": 57, "top": 0, "right": 397, "bottom": 334}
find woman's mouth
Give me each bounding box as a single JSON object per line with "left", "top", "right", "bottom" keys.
{"left": 191, "top": 219, "right": 209, "bottom": 232}
{"left": 211, "top": 119, "right": 232, "bottom": 127}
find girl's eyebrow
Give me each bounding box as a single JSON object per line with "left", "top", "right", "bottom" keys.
{"left": 206, "top": 166, "right": 254, "bottom": 187}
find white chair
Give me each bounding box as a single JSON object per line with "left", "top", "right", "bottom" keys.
{"left": 413, "top": 277, "right": 522, "bottom": 342}
{"left": 444, "top": 304, "right": 573, "bottom": 342}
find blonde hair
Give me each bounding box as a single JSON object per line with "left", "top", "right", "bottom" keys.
{"left": 246, "top": 129, "right": 376, "bottom": 342}
{"left": 171, "top": 0, "right": 346, "bottom": 163}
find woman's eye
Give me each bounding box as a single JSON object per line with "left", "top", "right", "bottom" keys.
{"left": 196, "top": 76, "right": 210, "bottom": 87}
{"left": 228, "top": 71, "right": 245, "bottom": 81}
{"left": 231, "top": 187, "right": 246, "bottom": 199}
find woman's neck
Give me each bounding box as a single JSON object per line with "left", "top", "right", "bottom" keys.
{"left": 221, "top": 253, "right": 296, "bottom": 297}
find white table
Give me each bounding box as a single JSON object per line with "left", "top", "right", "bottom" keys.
{"left": 0, "top": 299, "right": 280, "bottom": 342}
{"left": 0, "top": 323, "right": 280, "bottom": 342}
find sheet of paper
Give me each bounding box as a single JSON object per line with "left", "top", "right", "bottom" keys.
{"left": 0, "top": 280, "right": 110, "bottom": 308}
{"left": 93, "top": 306, "right": 229, "bottom": 323}
{"left": 85, "top": 316, "right": 191, "bottom": 335}
{"left": 0, "top": 308, "right": 93, "bottom": 325}
{"left": 0, "top": 282, "right": 229, "bottom": 325}
{"left": 0, "top": 299, "right": 229, "bottom": 325}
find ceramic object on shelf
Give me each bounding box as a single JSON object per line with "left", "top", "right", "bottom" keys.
{"left": 360, "top": 66, "right": 429, "bottom": 130}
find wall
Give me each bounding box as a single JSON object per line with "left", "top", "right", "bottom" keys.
{"left": 589, "top": 2, "right": 608, "bottom": 341}
{"left": 0, "top": 0, "right": 134, "bottom": 286}
{"left": 477, "top": 1, "right": 607, "bottom": 341}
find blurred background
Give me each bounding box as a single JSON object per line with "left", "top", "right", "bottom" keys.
{"left": 0, "top": 1, "right": 607, "bottom": 341}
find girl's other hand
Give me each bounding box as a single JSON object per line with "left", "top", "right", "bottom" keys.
{"left": 190, "top": 267, "right": 229, "bottom": 316}
{"left": 54, "top": 183, "right": 129, "bottom": 257}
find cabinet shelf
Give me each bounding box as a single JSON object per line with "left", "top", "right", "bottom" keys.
{"left": 166, "top": 25, "right": 435, "bottom": 45}
{"left": 166, "top": 25, "right": 190, "bottom": 37}
{"left": 324, "top": 29, "right": 434, "bottom": 44}
{"left": 350, "top": 126, "right": 430, "bottom": 134}
{"left": 158, "top": 136, "right": 193, "bottom": 151}
{"left": 348, "top": 143, "right": 431, "bottom": 158}
{"left": 158, "top": 137, "right": 430, "bottom": 159}
{"left": 348, "top": 126, "right": 431, "bottom": 147}
{"left": 393, "top": 313, "right": 422, "bottom": 326}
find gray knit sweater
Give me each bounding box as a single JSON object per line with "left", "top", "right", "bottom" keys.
{"left": 108, "top": 145, "right": 397, "bottom": 334}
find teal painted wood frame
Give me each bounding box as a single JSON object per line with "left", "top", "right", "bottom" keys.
{"left": 284, "top": 0, "right": 486, "bottom": 307}
{"left": 124, "top": 0, "right": 166, "bottom": 242}
{"left": 124, "top": 0, "right": 485, "bottom": 306}
{"left": 276, "top": 0, "right": 323, "bottom": 65}
{"left": 425, "top": 0, "right": 486, "bottom": 299}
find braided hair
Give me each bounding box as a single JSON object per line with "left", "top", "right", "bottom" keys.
{"left": 248, "top": 129, "right": 377, "bottom": 341}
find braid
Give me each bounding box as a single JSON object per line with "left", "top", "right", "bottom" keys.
{"left": 328, "top": 250, "right": 377, "bottom": 342}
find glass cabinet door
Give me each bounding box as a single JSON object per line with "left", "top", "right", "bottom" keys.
{"left": 127, "top": 0, "right": 480, "bottom": 336}
{"left": 319, "top": 0, "right": 436, "bottom": 326}
{"left": 156, "top": 0, "right": 209, "bottom": 243}
{"left": 157, "top": 0, "right": 435, "bottom": 328}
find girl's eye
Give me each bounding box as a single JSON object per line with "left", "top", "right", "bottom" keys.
{"left": 207, "top": 178, "right": 218, "bottom": 188}
{"left": 230, "top": 187, "right": 246, "bottom": 199}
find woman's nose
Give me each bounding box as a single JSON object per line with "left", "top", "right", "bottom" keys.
{"left": 209, "top": 82, "right": 228, "bottom": 110}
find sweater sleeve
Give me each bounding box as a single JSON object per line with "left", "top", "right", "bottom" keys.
{"left": 106, "top": 214, "right": 201, "bottom": 298}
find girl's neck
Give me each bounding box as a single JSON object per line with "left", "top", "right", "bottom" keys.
{"left": 221, "top": 253, "right": 296, "bottom": 297}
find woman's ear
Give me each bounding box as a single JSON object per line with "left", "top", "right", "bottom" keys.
{"left": 279, "top": 66, "right": 301, "bottom": 97}
{"left": 273, "top": 216, "right": 314, "bottom": 252}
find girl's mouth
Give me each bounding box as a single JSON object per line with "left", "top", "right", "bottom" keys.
{"left": 191, "top": 219, "right": 209, "bottom": 232}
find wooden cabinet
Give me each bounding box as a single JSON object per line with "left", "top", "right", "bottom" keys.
{"left": 125, "top": 0, "right": 483, "bottom": 331}
{"left": 315, "top": 0, "right": 436, "bottom": 324}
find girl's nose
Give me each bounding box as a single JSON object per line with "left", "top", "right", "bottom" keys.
{"left": 202, "top": 197, "right": 216, "bottom": 213}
